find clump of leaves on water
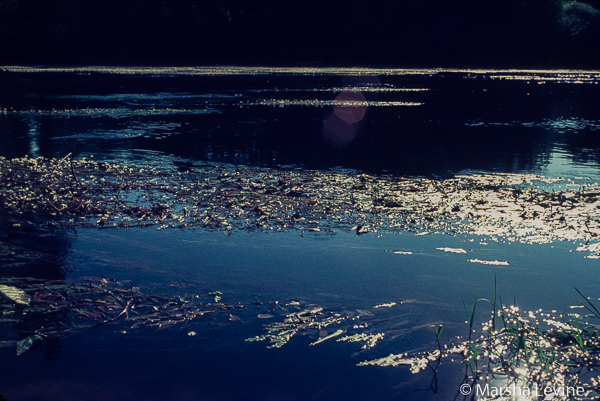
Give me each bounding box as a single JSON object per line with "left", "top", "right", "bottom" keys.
{"left": 0, "top": 276, "right": 243, "bottom": 355}
{"left": 2, "top": 155, "right": 600, "bottom": 258}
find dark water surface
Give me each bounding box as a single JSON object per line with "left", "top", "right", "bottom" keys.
{"left": 2, "top": 66, "right": 600, "bottom": 177}
{"left": 1, "top": 67, "right": 600, "bottom": 400}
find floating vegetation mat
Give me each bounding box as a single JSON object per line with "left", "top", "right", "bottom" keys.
{"left": 1, "top": 155, "right": 600, "bottom": 256}
{"left": 0, "top": 273, "right": 442, "bottom": 358}
{"left": 245, "top": 299, "right": 441, "bottom": 351}
{"left": 2, "top": 155, "right": 600, "bottom": 397}
{"left": 246, "top": 288, "right": 600, "bottom": 400}
{"left": 0, "top": 275, "right": 239, "bottom": 355}
{"left": 358, "top": 293, "right": 600, "bottom": 401}
{"left": 3, "top": 270, "right": 600, "bottom": 400}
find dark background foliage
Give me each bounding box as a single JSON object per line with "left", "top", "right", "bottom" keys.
{"left": 0, "top": 0, "right": 599, "bottom": 67}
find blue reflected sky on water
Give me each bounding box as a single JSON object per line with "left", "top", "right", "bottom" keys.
{"left": 2, "top": 227, "right": 599, "bottom": 401}
{"left": 69, "top": 228, "right": 600, "bottom": 321}
{"left": 1, "top": 67, "right": 600, "bottom": 400}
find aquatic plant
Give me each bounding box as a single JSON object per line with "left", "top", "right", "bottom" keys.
{"left": 0, "top": 276, "right": 234, "bottom": 355}
{"left": 1, "top": 155, "right": 600, "bottom": 257}
{"left": 4, "top": 269, "right": 599, "bottom": 400}
{"left": 1, "top": 272, "right": 431, "bottom": 358}
{"left": 359, "top": 289, "right": 600, "bottom": 400}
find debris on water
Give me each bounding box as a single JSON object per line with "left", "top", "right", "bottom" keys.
{"left": 228, "top": 314, "right": 241, "bottom": 322}
{"left": 15, "top": 335, "right": 42, "bottom": 356}
{"left": 576, "top": 242, "right": 600, "bottom": 258}
{"left": 356, "top": 225, "right": 369, "bottom": 235}
{"left": 0, "top": 276, "right": 223, "bottom": 351}
{"left": 358, "top": 350, "right": 440, "bottom": 374}
{"left": 1, "top": 156, "right": 600, "bottom": 257}
{"left": 310, "top": 329, "right": 345, "bottom": 346}
{"left": 246, "top": 306, "right": 346, "bottom": 349}
{"left": 373, "top": 302, "right": 397, "bottom": 308}
{"left": 247, "top": 299, "right": 439, "bottom": 352}
{"left": 207, "top": 291, "right": 222, "bottom": 302}
{"left": 0, "top": 284, "right": 30, "bottom": 306}
{"left": 436, "top": 247, "right": 467, "bottom": 254}
{"left": 393, "top": 251, "right": 413, "bottom": 255}
{"left": 467, "top": 258, "right": 510, "bottom": 266}
{"left": 0, "top": 273, "right": 449, "bottom": 364}
{"left": 357, "top": 352, "right": 408, "bottom": 367}
{"left": 337, "top": 332, "right": 385, "bottom": 349}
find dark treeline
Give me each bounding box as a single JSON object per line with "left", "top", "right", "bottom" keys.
{"left": 0, "top": 0, "right": 599, "bottom": 67}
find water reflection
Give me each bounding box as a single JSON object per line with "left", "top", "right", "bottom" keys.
{"left": 0, "top": 216, "right": 75, "bottom": 362}
{"left": 2, "top": 66, "right": 600, "bottom": 401}
{"left": 26, "top": 117, "right": 40, "bottom": 157}
{"left": 323, "top": 91, "right": 368, "bottom": 147}
{"left": 0, "top": 216, "right": 74, "bottom": 280}
{"left": 0, "top": 67, "right": 599, "bottom": 179}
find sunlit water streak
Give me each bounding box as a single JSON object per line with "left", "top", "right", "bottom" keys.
{"left": 3, "top": 66, "right": 600, "bottom": 80}
{"left": 1, "top": 107, "right": 218, "bottom": 117}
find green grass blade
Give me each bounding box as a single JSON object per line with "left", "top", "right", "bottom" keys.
{"left": 573, "top": 287, "right": 600, "bottom": 319}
